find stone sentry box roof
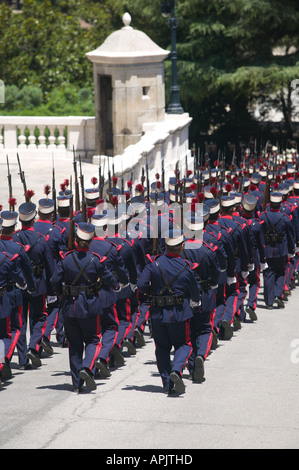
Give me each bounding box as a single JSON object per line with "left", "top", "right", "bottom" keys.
{"left": 86, "top": 12, "right": 169, "bottom": 65}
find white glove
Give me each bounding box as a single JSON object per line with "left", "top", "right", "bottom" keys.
{"left": 16, "top": 282, "right": 27, "bottom": 290}
{"left": 288, "top": 254, "right": 295, "bottom": 258}
{"left": 295, "top": 246, "right": 299, "bottom": 253}
{"left": 227, "top": 276, "right": 236, "bottom": 285}
{"left": 47, "top": 295, "right": 57, "bottom": 304}
{"left": 130, "top": 283, "right": 137, "bottom": 292}
{"left": 248, "top": 263, "right": 255, "bottom": 272}
{"left": 190, "top": 299, "right": 201, "bottom": 308}
{"left": 260, "top": 262, "right": 268, "bottom": 272}
{"left": 211, "top": 285, "right": 218, "bottom": 290}
{"left": 241, "top": 271, "right": 249, "bottom": 279}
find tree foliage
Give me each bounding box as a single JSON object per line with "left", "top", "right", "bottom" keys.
{"left": 1, "top": 0, "right": 299, "bottom": 148}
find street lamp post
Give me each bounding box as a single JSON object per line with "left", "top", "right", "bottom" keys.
{"left": 161, "top": 1, "right": 184, "bottom": 114}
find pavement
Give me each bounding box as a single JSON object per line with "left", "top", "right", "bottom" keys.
{"left": 0, "top": 153, "right": 299, "bottom": 450}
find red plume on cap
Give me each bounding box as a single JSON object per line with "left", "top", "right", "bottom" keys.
{"left": 26, "top": 189, "right": 35, "bottom": 201}
{"left": 249, "top": 184, "right": 257, "bottom": 192}
{"left": 127, "top": 180, "right": 133, "bottom": 188}
{"left": 224, "top": 183, "right": 232, "bottom": 193}
{"left": 64, "top": 179, "right": 69, "bottom": 187}
{"left": 234, "top": 181, "right": 240, "bottom": 190}
{"left": 9, "top": 197, "right": 17, "bottom": 209}
{"left": 187, "top": 170, "right": 193, "bottom": 176}
{"left": 96, "top": 198, "right": 104, "bottom": 205}
{"left": 190, "top": 183, "right": 197, "bottom": 192}
{"left": 91, "top": 177, "right": 98, "bottom": 186}
{"left": 112, "top": 176, "right": 118, "bottom": 185}
{"left": 44, "top": 185, "right": 51, "bottom": 196}
{"left": 155, "top": 173, "right": 160, "bottom": 180}
{"left": 156, "top": 181, "right": 162, "bottom": 189}
{"left": 197, "top": 192, "right": 205, "bottom": 203}
{"left": 87, "top": 208, "right": 94, "bottom": 220}
{"left": 112, "top": 195, "right": 118, "bottom": 206}
{"left": 210, "top": 186, "right": 218, "bottom": 197}
{"left": 60, "top": 183, "right": 66, "bottom": 194}
{"left": 125, "top": 191, "right": 131, "bottom": 201}
{"left": 275, "top": 175, "right": 281, "bottom": 182}
{"left": 0, "top": 205, "right": 2, "bottom": 212}
{"left": 210, "top": 176, "right": 216, "bottom": 184}
{"left": 273, "top": 182, "right": 279, "bottom": 190}
{"left": 135, "top": 184, "right": 144, "bottom": 193}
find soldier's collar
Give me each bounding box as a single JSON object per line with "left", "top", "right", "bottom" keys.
{"left": 165, "top": 253, "right": 181, "bottom": 258}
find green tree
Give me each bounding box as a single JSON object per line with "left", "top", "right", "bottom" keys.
{"left": 120, "top": 0, "right": 299, "bottom": 151}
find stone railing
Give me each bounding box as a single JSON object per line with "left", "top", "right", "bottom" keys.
{"left": 0, "top": 113, "right": 194, "bottom": 191}
{"left": 92, "top": 113, "right": 194, "bottom": 189}
{"left": 0, "top": 116, "right": 96, "bottom": 159}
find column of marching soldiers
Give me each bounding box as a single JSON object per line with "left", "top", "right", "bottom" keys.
{"left": 0, "top": 145, "right": 298, "bottom": 395}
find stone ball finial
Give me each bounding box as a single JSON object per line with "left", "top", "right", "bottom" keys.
{"left": 122, "top": 12, "right": 132, "bottom": 29}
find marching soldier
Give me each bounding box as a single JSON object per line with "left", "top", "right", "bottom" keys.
{"left": 137, "top": 228, "right": 201, "bottom": 395}
{"left": 50, "top": 222, "right": 119, "bottom": 392}
{"left": 0, "top": 208, "right": 36, "bottom": 374}
{"left": 0, "top": 247, "right": 28, "bottom": 385}
{"left": 240, "top": 194, "right": 267, "bottom": 321}
{"left": 260, "top": 191, "right": 295, "bottom": 309}
{"left": 33, "top": 189, "right": 66, "bottom": 348}
{"left": 13, "top": 201, "right": 55, "bottom": 368}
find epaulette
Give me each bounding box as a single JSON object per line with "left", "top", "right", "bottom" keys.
{"left": 2, "top": 252, "right": 19, "bottom": 262}
{"left": 108, "top": 240, "right": 122, "bottom": 251}
{"left": 15, "top": 242, "right": 30, "bottom": 253}
{"left": 53, "top": 224, "right": 66, "bottom": 234}
{"left": 59, "top": 250, "right": 75, "bottom": 259}
{"left": 121, "top": 237, "right": 134, "bottom": 247}
{"left": 91, "top": 252, "right": 107, "bottom": 263}
{"left": 146, "top": 253, "right": 161, "bottom": 263}
{"left": 183, "top": 259, "right": 199, "bottom": 271}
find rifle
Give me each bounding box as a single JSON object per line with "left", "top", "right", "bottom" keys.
{"left": 161, "top": 158, "right": 165, "bottom": 193}
{"left": 262, "top": 167, "right": 270, "bottom": 211}
{"left": 107, "top": 157, "right": 112, "bottom": 203}
{"left": 68, "top": 192, "right": 74, "bottom": 251}
{"left": 145, "top": 153, "right": 150, "bottom": 200}
{"left": 79, "top": 155, "right": 87, "bottom": 222}
{"left": 73, "top": 146, "right": 80, "bottom": 213}
{"left": 52, "top": 154, "right": 57, "bottom": 223}
{"left": 17, "top": 153, "right": 27, "bottom": 201}
{"left": 6, "top": 155, "right": 13, "bottom": 202}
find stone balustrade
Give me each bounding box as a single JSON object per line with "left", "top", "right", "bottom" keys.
{"left": 0, "top": 116, "right": 96, "bottom": 159}
{"left": 0, "top": 113, "right": 193, "bottom": 191}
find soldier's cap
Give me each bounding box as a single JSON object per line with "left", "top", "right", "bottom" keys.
{"left": 131, "top": 195, "right": 145, "bottom": 205}
{"left": 204, "top": 198, "right": 220, "bottom": 214}
{"left": 85, "top": 188, "right": 100, "bottom": 200}
{"left": 169, "top": 189, "right": 182, "bottom": 202}
{"left": 76, "top": 222, "right": 95, "bottom": 241}
{"left": 18, "top": 202, "right": 37, "bottom": 221}
{"left": 294, "top": 181, "right": 299, "bottom": 190}
{"left": 38, "top": 198, "right": 55, "bottom": 214}
{"left": 242, "top": 194, "right": 257, "bottom": 212}
{"left": 168, "top": 177, "right": 178, "bottom": 191}
{"left": 184, "top": 211, "right": 204, "bottom": 231}
{"left": 270, "top": 192, "right": 282, "bottom": 203}
{"left": 203, "top": 185, "right": 214, "bottom": 199}
{"left": 149, "top": 192, "right": 165, "bottom": 206}
{"left": 220, "top": 195, "right": 236, "bottom": 207}
{"left": 90, "top": 213, "right": 108, "bottom": 227}
{"left": 242, "top": 177, "right": 250, "bottom": 188}
{"left": 57, "top": 195, "right": 71, "bottom": 207}
{"left": 230, "top": 192, "right": 242, "bottom": 204}
{"left": 202, "top": 171, "right": 210, "bottom": 181}
{"left": 164, "top": 228, "right": 184, "bottom": 246}
{"left": 0, "top": 210, "right": 18, "bottom": 227}
{"left": 183, "top": 177, "right": 193, "bottom": 188}
{"left": 150, "top": 182, "right": 164, "bottom": 192}
{"left": 251, "top": 173, "right": 262, "bottom": 185}
{"left": 58, "top": 189, "right": 72, "bottom": 196}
